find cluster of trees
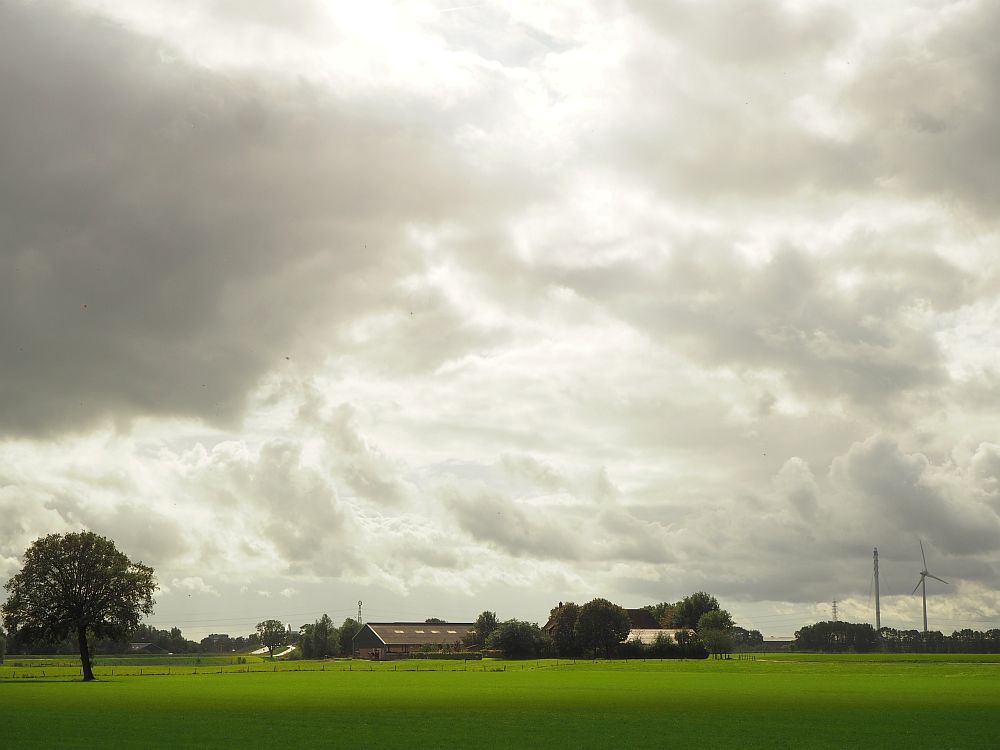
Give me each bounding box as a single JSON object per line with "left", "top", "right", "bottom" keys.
{"left": 296, "top": 615, "right": 362, "bottom": 659}
{"left": 546, "top": 598, "right": 633, "bottom": 658}
{"left": 0, "top": 625, "right": 6, "bottom": 663}
{"left": 484, "top": 619, "right": 552, "bottom": 658}
{"left": 461, "top": 602, "right": 632, "bottom": 660}
{"left": 795, "top": 622, "right": 1000, "bottom": 653}
{"left": 643, "top": 592, "right": 759, "bottom": 658}
{"left": 474, "top": 593, "right": 752, "bottom": 660}
{"left": 880, "top": 627, "right": 1000, "bottom": 653}
{"left": 794, "top": 621, "right": 880, "bottom": 652}
{"left": 199, "top": 632, "right": 261, "bottom": 653}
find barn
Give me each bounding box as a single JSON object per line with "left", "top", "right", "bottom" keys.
{"left": 352, "top": 622, "right": 476, "bottom": 660}
{"left": 623, "top": 609, "right": 693, "bottom": 645}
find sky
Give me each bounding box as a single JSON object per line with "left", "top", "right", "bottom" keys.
{"left": 2, "top": 0, "right": 1000, "bottom": 641}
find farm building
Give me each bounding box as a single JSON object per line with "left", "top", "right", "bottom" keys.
{"left": 622, "top": 609, "right": 693, "bottom": 644}
{"left": 127, "top": 642, "right": 168, "bottom": 654}
{"left": 352, "top": 622, "right": 475, "bottom": 660}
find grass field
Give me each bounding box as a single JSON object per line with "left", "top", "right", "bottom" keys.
{"left": 3, "top": 656, "right": 1000, "bottom": 749}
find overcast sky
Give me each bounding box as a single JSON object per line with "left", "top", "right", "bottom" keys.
{"left": 3, "top": 0, "right": 1000, "bottom": 640}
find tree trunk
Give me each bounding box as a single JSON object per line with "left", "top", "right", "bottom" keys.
{"left": 78, "top": 626, "right": 95, "bottom": 681}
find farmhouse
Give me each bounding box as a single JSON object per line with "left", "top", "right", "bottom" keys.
{"left": 352, "top": 622, "right": 475, "bottom": 660}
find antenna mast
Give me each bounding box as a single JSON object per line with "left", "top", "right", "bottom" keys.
{"left": 358, "top": 600, "right": 363, "bottom": 625}
{"left": 874, "top": 547, "right": 881, "bottom": 634}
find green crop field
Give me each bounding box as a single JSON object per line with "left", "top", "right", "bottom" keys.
{"left": 3, "top": 656, "right": 1000, "bottom": 749}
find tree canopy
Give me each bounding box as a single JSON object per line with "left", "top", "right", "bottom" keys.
{"left": 299, "top": 614, "right": 339, "bottom": 659}
{"left": 575, "top": 598, "right": 631, "bottom": 658}
{"left": 795, "top": 621, "right": 880, "bottom": 653}
{"left": 1, "top": 532, "right": 156, "bottom": 681}
{"left": 485, "top": 619, "right": 551, "bottom": 659}
{"left": 697, "top": 609, "right": 735, "bottom": 657}
{"left": 256, "top": 620, "right": 286, "bottom": 657}
{"left": 470, "top": 610, "right": 499, "bottom": 647}
{"left": 547, "top": 601, "right": 582, "bottom": 656}
{"left": 338, "top": 617, "right": 362, "bottom": 656}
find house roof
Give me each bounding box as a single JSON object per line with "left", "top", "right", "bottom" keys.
{"left": 356, "top": 622, "right": 476, "bottom": 646}
{"left": 625, "top": 609, "right": 662, "bottom": 629}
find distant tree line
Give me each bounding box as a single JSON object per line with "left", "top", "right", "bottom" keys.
{"left": 794, "top": 622, "right": 1000, "bottom": 653}
{"left": 794, "top": 621, "right": 880, "bottom": 652}
{"left": 880, "top": 627, "right": 1000, "bottom": 653}
{"left": 1, "top": 622, "right": 265, "bottom": 657}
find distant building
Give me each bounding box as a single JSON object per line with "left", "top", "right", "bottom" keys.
{"left": 623, "top": 609, "right": 694, "bottom": 644}
{"left": 127, "top": 642, "right": 168, "bottom": 655}
{"left": 352, "top": 622, "right": 475, "bottom": 660}
{"left": 761, "top": 636, "right": 795, "bottom": 652}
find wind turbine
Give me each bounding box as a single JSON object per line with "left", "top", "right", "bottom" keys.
{"left": 912, "top": 540, "right": 948, "bottom": 635}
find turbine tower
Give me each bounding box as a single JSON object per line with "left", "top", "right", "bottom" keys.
{"left": 873, "top": 547, "right": 881, "bottom": 634}
{"left": 912, "top": 540, "right": 948, "bottom": 635}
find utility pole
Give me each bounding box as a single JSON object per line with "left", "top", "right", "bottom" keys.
{"left": 874, "top": 547, "right": 881, "bottom": 634}
{"left": 832, "top": 600, "right": 839, "bottom": 622}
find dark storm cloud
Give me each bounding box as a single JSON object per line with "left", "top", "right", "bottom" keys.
{"left": 831, "top": 435, "right": 1000, "bottom": 556}
{"left": 0, "top": 1, "right": 513, "bottom": 436}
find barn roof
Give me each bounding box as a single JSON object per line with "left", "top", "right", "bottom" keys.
{"left": 625, "top": 609, "right": 662, "bottom": 629}
{"left": 357, "top": 622, "right": 475, "bottom": 646}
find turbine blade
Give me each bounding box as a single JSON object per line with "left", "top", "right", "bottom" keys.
{"left": 912, "top": 579, "right": 923, "bottom": 595}
{"left": 926, "top": 573, "right": 949, "bottom": 585}
{"left": 920, "top": 540, "right": 927, "bottom": 569}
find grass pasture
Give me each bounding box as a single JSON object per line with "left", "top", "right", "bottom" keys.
{"left": 3, "top": 656, "right": 1000, "bottom": 749}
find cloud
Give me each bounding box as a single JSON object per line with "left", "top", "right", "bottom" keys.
{"left": 3, "top": 0, "right": 1000, "bottom": 636}
{"left": 845, "top": 0, "right": 1000, "bottom": 218}
{"left": 0, "top": 1, "right": 524, "bottom": 437}
{"left": 831, "top": 435, "right": 1000, "bottom": 556}
{"left": 171, "top": 576, "right": 219, "bottom": 596}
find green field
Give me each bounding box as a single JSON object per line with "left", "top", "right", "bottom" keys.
{"left": 3, "top": 656, "right": 1000, "bottom": 748}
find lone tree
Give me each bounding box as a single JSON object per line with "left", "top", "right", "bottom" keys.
{"left": 256, "top": 619, "right": 286, "bottom": 658}
{"left": 1, "top": 532, "right": 156, "bottom": 681}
